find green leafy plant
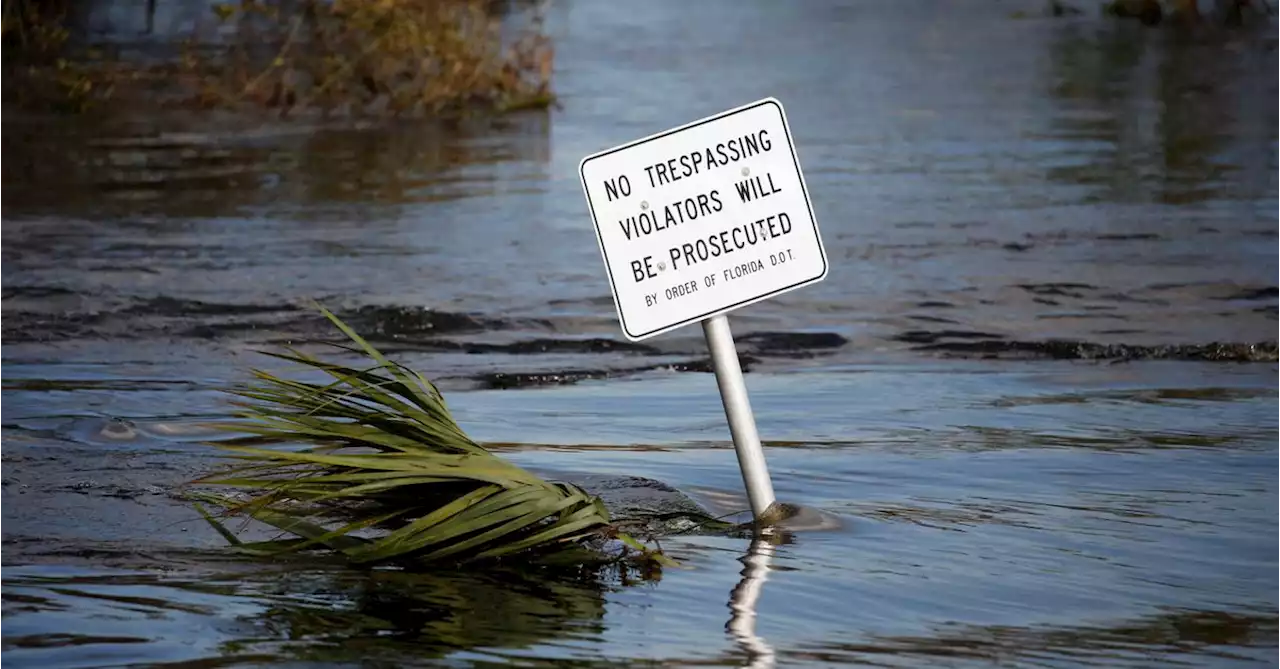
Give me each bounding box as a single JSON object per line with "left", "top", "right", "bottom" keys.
{"left": 192, "top": 306, "right": 673, "bottom": 569}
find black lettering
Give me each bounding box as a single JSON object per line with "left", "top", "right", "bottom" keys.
{"left": 695, "top": 239, "right": 709, "bottom": 261}
{"left": 682, "top": 198, "right": 697, "bottom": 220}
{"left": 638, "top": 212, "right": 654, "bottom": 235}
{"left": 630, "top": 260, "right": 645, "bottom": 282}
{"left": 779, "top": 212, "right": 792, "bottom": 234}
{"left": 665, "top": 206, "right": 678, "bottom": 228}
{"left": 664, "top": 280, "right": 698, "bottom": 301}
{"left": 767, "top": 172, "right": 781, "bottom": 195}
{"left": 654, "top": 162, "right": 670, "bottom": 185}
{"left": 696, "top": 194, "right": 712, "bottom": 217}
{"left": 735, "top": 179, "right": 752, "bottom": 203}
{"left": 681, "top": 243, "right": 696, "bottom": 267}
{"left": 669, "top": 247, "right": 682, "bottom": 270}
{"left": 619, "top": 217, "right": 634, "bottom": 240}
{"left": 731, "top": 227, "right": 745, "bottom": 248}
{"left": 767, "top": 215, "right": 779, "bottom": 238}
{"left": 709, "top": 190, "right": 722, "bottom": 211}
{"left": 723, "top": 259, "right": 767, "bottom": 281}
{"left": 718, "top": 231, "right": 732, "bottom": 255}
{"left": 604, "top": 175, "right": 632, "bottom": 202}
{"left": 640, "top": 131, "right": 777, "bottom": 192}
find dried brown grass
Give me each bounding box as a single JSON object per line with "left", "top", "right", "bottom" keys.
{"left": 183, "top": 0, "right": 557, "bottom": 116}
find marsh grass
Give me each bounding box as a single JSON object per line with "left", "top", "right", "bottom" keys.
{"left": 3, "top": 0, "right": 557, "bottom": 116}
{"left": 191, "top": 307, "right": 675, "bottom": 570}
{"left": 2, "top": 0, "right": 121, "bottom": 113}
{"left": 182, "top": 0, "right": 557, "bottom": 116}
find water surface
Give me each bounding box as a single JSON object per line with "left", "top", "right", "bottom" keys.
{"left": 3, "top": 1, "right": 1277, "bottom": 667}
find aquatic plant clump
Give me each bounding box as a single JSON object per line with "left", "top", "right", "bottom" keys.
{"left": 183, "top": 0, "right": 557, "bottom": 115}
{"left": 2, "top": 0, "right": 557, "bottom": 116}
{"left": 192, "top": 307, "right": 671, "bottom": 569}
{"left": 1, "top": 0, "right": 120, "bottom": 113}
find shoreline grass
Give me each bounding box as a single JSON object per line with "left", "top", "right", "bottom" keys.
{"left": 2, "top": 0, "right": 557, "bottom": 117}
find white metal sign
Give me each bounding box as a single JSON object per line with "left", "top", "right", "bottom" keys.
{"left": 579, "top": 98, "right": 828, "bottom": 341}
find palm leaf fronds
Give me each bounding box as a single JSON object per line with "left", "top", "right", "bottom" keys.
{"left": 193, "top": 306, "right": 665, "bottom": 567}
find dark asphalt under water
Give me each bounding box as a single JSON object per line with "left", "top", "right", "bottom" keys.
{"left": 2, "top": 1, "right": 1278, "bottom": 667}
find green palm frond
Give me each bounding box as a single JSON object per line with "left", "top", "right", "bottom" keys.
{"left": 193, "top": 306, "right": 669, "bottom": 568}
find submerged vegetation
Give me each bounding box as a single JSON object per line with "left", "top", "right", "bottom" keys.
{"left": 1049, "top": 0, "right": 1274, "bottom": 24}
{"left": 1100, "top": 0, "right": 1273, "bottom": 24}
{"left": 2, "top": 0, "right": 556, "bottom": 116}
{"left": 5, "top": 0, "right": 1269, "bottom": 116}
{"left": 190, "top": 307, "right": 691, "bottom": 571}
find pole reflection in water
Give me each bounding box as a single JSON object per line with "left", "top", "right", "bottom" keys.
{"left": 726, "top": 535, "right": 781, "bottom": 669}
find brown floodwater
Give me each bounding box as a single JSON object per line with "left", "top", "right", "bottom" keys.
{"left": 3, "top": 1, "right": 1277, "bottom": 667}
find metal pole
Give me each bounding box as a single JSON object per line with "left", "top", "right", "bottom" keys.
{"left": 702, "top": 314, "right": 777, "bottom": 521}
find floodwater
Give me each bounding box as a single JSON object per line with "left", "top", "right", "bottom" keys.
{"left": 3, "top": 1, "right": 1278, "bottom": 667}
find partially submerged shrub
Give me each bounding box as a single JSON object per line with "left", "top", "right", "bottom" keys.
{"left": 2, "top": 0, "right": 120, "bottom": 112}
{"left": 2, "top": 0, "right": 556, "bottom": 117}
{"left": 183, "top": 0, "right": 556, "bottom": 116}
{"left": 2, "top": 0, "right": 70, "bottom": 63}
{"left": 1099, "top": 0, "right": 1273, "bottom": 25}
